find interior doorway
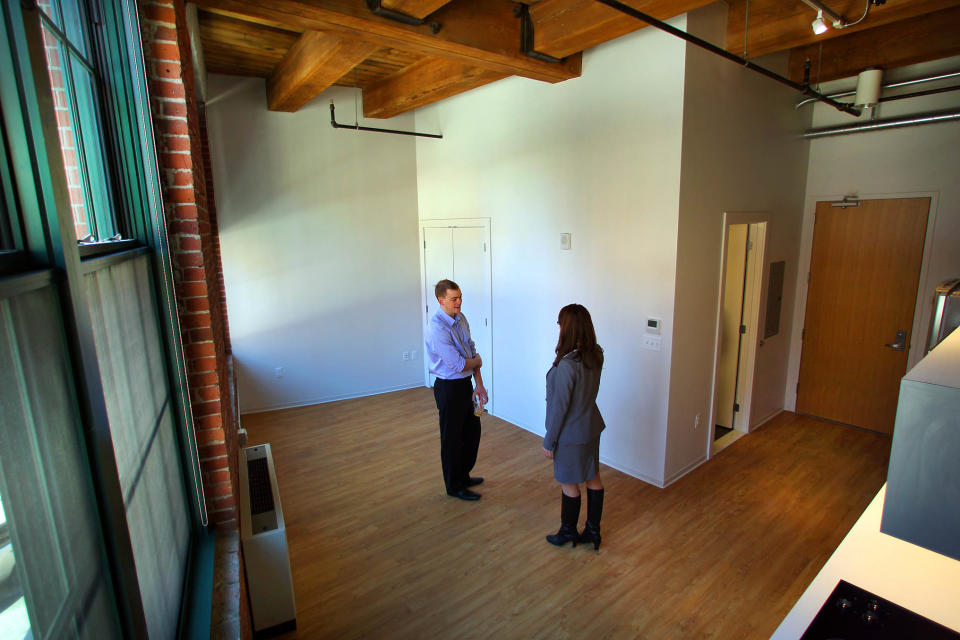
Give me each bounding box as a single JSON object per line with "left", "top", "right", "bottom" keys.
{"left": 796, "top": 197, "right": 929, "bottom": 434}
{"left": 420, "top": 219, "right": 493, "bottom": 411}
{"left": 712, "top": 215, "right": 767, "bottom": 455}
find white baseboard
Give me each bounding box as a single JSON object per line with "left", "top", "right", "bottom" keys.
{"left": 241, "top": 383, "right": 426, "bottom": 416}
{"left": 597, "top": 456, "right": 666, "bottom": 488}
{"left": 750, "top": 408, "right": 783, "bottom": 432}
{"left": 661, "top": 455, "right": 708, "bottom": 487}
{"left": 496, "top": 413, "right": 667, "bottom": 488}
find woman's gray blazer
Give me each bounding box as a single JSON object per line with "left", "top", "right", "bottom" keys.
{"left": 544, "top": 350, "right": 606, "bottom": 450}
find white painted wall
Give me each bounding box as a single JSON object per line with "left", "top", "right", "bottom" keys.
{"left": 415, "top": 23, "right": 689, "bottom": 484}
{"left": 666, "top": 4, "right": 811, "bottom": 482}
{"left": 202, "top": 9, "right": 955, "bottom": 486}
{"left": 205, "top": 78, "right": 424, "bottom": 413}
{"left": 785, "top": 57, "right": 960, "bottom": 410}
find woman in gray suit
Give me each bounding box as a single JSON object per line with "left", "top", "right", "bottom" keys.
{"left": 542, "top": 304, "right": 606, "bottom": 550}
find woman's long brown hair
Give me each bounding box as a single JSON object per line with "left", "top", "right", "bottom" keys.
{"left": 553, "top": 304, "right": 603, "bottom": 369}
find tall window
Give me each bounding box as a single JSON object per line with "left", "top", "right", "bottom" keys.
{"left": 2, "top": 0, "right": 203, "bottom": 636}
{"left": 37, "top": 0, "right": 117, "bottom": 243}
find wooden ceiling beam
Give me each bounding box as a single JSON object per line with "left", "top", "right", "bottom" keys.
{"left": 529, "top": 0, "right": 716, "bottom": 60}
{"left": 380, "top": 0, "right": 454, "bottom": 20}
{"left": 267, "top": 31, "right": 381, "bottom": 111}
{"left": 787, "top": 6, "right": 960, "bottom": 85}
{"left": 198, "top": 11, "right": 299, "bottom": 76}
{"left": 726, "top": 0, "right": 960, "bottom": 59}
{"left": 362, "top": 57, "right": 506, "bottom": 118}
{"left": 192, "top": 0, "right": 581, "bottom": 83}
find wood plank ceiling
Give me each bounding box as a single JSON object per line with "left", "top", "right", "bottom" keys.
{"left": 193, "top": 0, "right": 960, "bottom": 117}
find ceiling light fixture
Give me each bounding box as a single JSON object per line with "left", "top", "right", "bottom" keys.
{"left": 811, "top": 10, "right": 829, "bottom": 34}
{"left": 802, "top": 0, "right": 880, "bottom": 33}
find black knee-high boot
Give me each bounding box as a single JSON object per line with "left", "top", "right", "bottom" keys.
{"left": 579, "top": 488, "right": 604, "bottom": 550}
{"left": 546, "top": 492, "right": 580, "bottom": 547}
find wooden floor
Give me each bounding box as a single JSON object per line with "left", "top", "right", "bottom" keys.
{"left": 242, "top": 388, "right": 890, "bottom": 640}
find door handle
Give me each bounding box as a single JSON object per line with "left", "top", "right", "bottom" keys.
{"left": 885, "top": 329, "right": 907, "bottom": 351}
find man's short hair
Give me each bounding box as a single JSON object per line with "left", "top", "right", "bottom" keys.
{"left": 435, "top": 279, "right": 460, "bottom": 300}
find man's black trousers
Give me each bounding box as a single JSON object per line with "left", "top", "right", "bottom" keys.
{"left": 433, "top": 376, "right": 481, "bottom": 494}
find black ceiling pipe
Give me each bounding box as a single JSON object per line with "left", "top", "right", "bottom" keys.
{"left": 593, "top": 0, "right": 863, "bottom": 117}
{"left": 329, "top": 101, "right": 443, "bottom": 139}
{"left": 365, "top": 0, "right": 441, "bottom": 33}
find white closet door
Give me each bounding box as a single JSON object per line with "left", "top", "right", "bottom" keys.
{"left": 423, "top": 227, "right": 454, "bottom": 388}
{"left": 424, "top": 227, "right": 454, "bottom": 321}
{"left": 421, "top": 222, "right": 493, "bottom": 411}
{"left": 452, "top": 227, "right": 492, "bottom": 407}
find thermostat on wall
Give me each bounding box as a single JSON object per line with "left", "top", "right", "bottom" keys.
{"left": 646, "top": 318, "right": 661, "bottom": 334}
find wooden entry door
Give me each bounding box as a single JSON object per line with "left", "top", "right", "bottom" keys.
{"left": 796, "top": 198, "right": 929, "bottom": 434}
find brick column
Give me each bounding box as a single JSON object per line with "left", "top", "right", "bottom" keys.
{"left": 138, "top": 1, "right": 238, "bottom": 530}
{"left": 139, "top": 3, "right": 250, "bottom": 637}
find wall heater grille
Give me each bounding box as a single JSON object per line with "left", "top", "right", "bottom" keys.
{"left": 246, "top": 457, "right": 275, "bottom": 516}
{"left": 239, "top": 444, "right": 296, "bottom": 637}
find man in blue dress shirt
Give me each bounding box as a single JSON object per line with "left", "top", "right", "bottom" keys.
{"left": 425, "top": 279, "right": 488, "bottom": 501}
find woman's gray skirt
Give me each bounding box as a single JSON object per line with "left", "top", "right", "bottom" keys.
{"left": 553, "top": 436, "right": 600, "bottom": 484}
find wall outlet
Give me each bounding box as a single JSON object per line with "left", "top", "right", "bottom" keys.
{"left": 274, "top": 366, "right": 284, "bottom": 378}
{"left": 641, "top": 336, "right": 661, "bottom": 351}
{"left": 402, "top": 351, "right": 410, "bottom": 361}
{"left": 695, "top": 413, "right": 701, "bottom": 429}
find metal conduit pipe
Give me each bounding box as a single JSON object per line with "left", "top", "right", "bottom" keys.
{"left": 803, "top": 110, "right": 960, "bottom": 138}
{"left": 592, "top": 0, "right": 862, "bottom": 116}
{"left": 796, "top": 71, "right": 960, "bottom": 108}
{"left": 329, "top": 101, "right": 443, "bottom": 139}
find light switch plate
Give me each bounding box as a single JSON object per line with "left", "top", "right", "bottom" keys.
{"left": 642, "top": 336, "right": 661, "bottom": 351}
{"left": 560, "top": 233, "right": 571, "bottom": 250}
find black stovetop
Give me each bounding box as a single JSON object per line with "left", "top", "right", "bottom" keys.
{"left": 800, "top": 580, "right": 960, "bottom": 640}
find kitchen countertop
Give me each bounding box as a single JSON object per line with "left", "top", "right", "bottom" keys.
{"left": 770, "top": 484, "right": 960, "bottom": 638}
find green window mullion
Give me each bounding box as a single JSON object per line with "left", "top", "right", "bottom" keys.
{"left": 36, "top": 7, "right": 95, "bottom": 73}
{"left": 38, "top": 7, "right": 117, "bottom": 243}
{"left": 70, "top": 54, "right": 116, "bottom": 240}
{"left": 51, "top": 35, "right": 98, "bottom": 240}
{"left": 0, "top": 113, "right": 27, "bottom": 252}
{"left": 88, "top": 0, "right": 145, "bottom": 242}
{"left": 109, "top": 0, "right": 208, "bottom": 529}
{"left": 1, "top": 0, "right": 62, "bottom": 265}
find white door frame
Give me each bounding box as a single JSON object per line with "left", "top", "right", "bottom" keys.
{"left": 708, "top": 212, "right": 768, "bottom": 457}
{"left": 419, "top": 218, "right": 493, "bottom": 405}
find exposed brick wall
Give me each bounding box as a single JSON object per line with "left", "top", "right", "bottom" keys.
{"left": 138, "top": 0, "right": 237, "bottom": 529}
{"left": 138, "top": 4, "right": 251, "bottom": 636}
{"left": 198, "top": 106, "right": 232, "bottom": 354}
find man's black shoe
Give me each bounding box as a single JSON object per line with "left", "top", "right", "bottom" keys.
{"left": 448, "top": 488, "right": 481, "bottom": 501}
{"left": 466, "top": 477, "right": 484, "bottom": 487}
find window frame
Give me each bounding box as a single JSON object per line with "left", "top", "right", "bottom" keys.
{"left": 1, "top": 0, "right": 209, "bottom": 635}
{"left": 35, "top": 1, "right": 129, "bottom": 246}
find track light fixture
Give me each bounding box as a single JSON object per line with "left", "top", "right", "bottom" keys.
{"left": 803, "top": 0, "right": 883, "bottom": 35}
{"left": 811, "top": 9, "right": 828, "bottom": 34}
